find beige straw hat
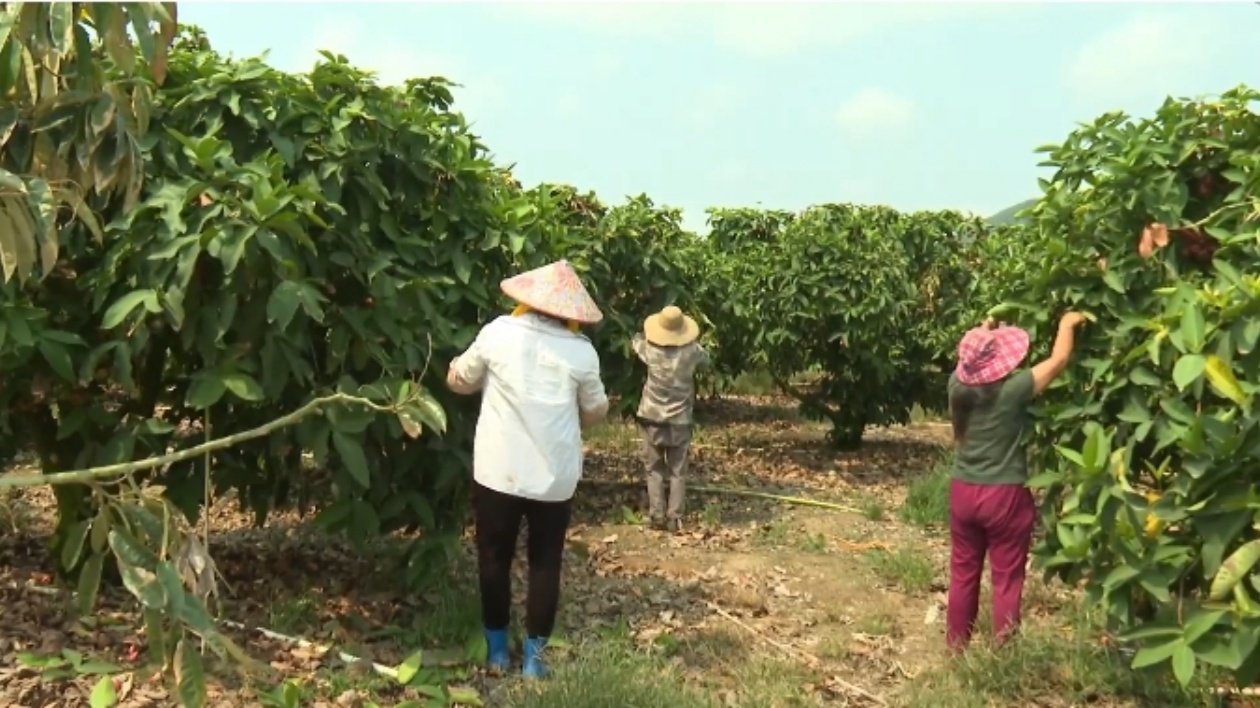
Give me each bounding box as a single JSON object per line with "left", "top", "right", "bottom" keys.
{"left": 643, "top": 306, "right": 699, "bottom": 347}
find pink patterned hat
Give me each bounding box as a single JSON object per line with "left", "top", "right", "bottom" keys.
{"left": 500, "top": 260, "right": 604, "bottom": 325}
{"left": 955, "top": 325, "right": 1030, "bottom": 386}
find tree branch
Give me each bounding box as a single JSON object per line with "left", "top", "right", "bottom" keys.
{"left": 0, "top": 393, "right": 403, "bottom": 490}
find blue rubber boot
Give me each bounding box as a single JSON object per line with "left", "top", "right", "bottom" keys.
{"left": 484, "top": 628, "right": 511, "bottom": 671}
{"left": 521, "top": 636, "right": 549, "bottom": 678}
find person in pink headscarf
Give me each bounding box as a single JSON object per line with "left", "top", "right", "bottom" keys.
{"left": 945, "top": 311, "right": 1087, "bottom": 651}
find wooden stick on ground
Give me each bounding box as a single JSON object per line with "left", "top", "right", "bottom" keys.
{"left": 704, "top": 600, "right": 888, "bottom": 707}
{"left": 582, "top": 480, "right": 863, "bottom": 515}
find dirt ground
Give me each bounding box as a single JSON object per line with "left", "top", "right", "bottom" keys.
{"left": 0, "top": 396, "right": 1244, "bottom": 707}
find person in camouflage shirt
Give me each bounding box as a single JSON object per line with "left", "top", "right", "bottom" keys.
{"left": 632, "top": 305, "right": 710, "bottom": 532}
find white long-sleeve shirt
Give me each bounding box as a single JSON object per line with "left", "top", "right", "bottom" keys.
{"left": 449, "top": 314, "right": 609, "bottom": 502}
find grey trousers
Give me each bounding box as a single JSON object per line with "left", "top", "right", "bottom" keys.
{"left": 638, "top": 421, "right": 693, "bottom": 522}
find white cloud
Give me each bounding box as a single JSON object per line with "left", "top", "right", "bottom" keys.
{"left": 1064, "top": 15, "right": 1220, "bottom": 103}
{"left": 682, "top": 85, "right": 745, "bottom": 129}
{"left": 555, "top": 93, "right": 583, "bottom": 119}
{"left": 713, "top": 160, "right": 749, "bottom": 184}
{"left": 300, "top": 19, "right": 506, "bottom": 117}
{"left": 507, "top": 3, "right": 1034, "bottom": 57}
{"left": 835, "top": 88, "right": 915, "bottom": 138}
{"left": 590, "top": 53, "right": 625, "bottom": 80}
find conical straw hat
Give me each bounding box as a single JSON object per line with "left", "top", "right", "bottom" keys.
{"left": 500, "top": 260, "right": 603, "bottom": 325}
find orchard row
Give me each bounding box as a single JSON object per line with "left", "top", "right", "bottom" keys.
{"left": 7, "top": 17, "right": 1260, "bottom": 688}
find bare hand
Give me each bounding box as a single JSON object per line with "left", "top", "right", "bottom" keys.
{"left": 981, "top": 317, "right": 997, "bottom": 330}
{"left": 1059, "top": 311, "right": 1087, "bottom": 330}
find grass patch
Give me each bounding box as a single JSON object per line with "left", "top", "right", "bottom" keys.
{"left": 909, "top": 404, "right": 947, "bottom": 424}
{"left": 798, "top": 532, "right": 827, "bottom": 553}
{"left": 501, "top": 640, "right": 715, "bottom": 708}
{"left": 901, "top": 604, "right": 1226, "bottom": 707}
{"left": 363, "top": 560, "right": 483, "bottom": 649}
{"left": 266, "top": 590, "right": 319, "bottom": 635}
{"left": 900, "top": 459, "right": 950, "bottom": 530}
{"left": 583, "top": 419, "right": 640, "bottom": 450}
{"left": 860, "top": 496, "right": 887, "bottom": 521}
{"left": 502, "top": 629, "right": 820, "bottom": 708}
{"left": 699, "top": 503, "right": 723, "bottom": 528}
{"left": 854, "top": 611, "right": 899, "bottom": 637}
{"left": 725, "top": 370, "right": 779, "bottom": 396}
{"left": 865, "top": 547, "right": 936, "bottom": 594}
{"left": 752, "top": 518, "right": 792, "bottom": 547}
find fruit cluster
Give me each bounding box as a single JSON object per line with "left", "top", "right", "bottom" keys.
{"left": 1174, "top": 226, "right": 1218, "bottom": 264}
{"left": 1194, "top": 172, "right": 1220, "bottom": 200}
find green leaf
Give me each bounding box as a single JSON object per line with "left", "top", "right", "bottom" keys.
{"left": 185, "top": 373, "right": 226, "bottom": 409}
{"left": 413, "top": 389, "right": 447, "bottom": 434}
{"left": 1180, "top": 302, "right": 1206, "bottom": 353}
{"left": 266, "top": 281, "right": 303, "bottom": 330}
{"left": 107, "top": 527, "right": 159, "bottom": 569}
{"left": 398, "top": 391, "right": 447, "bottom": 440}
{"left": 1210, "top": 539, "right": 1260, "bottom": 601}
{"left": 396, "top": 649, "right": 423, "bottom": 685}
{"left": 1171, "top": 643, "right": 1196, "bottom": 687}
{"left": 1024, "top": 471, "right": 1060, "bottom": 489}
{"left": 1172, "top": 354, "right": 1205, "bottom": 391}
{"left": 1131, "top": 637, "right": 1181, "bottom": 669}
{"left": 1198, "top": 511, "right": 1250, "bottom": 580}
{"left": 155, "top": 563, "right": 186, "bottom": 616}
{"left": 1081, "top": 425, "right": 1110, "bottom": 474}
{"left": 333, "top": 432, "right": 371, "bottom": 488}
{"left": 60, "top": 520, "right": 90, "bottom": 571}
{"left": 119, "top": 565, "right": 166, "bottom": 609}
{"left": 77, "top": 552, "right": 105, "bottom": 614}
{"left": 397, "top": 410, "right": 423, "bottom": 439}
{"left": 101, "top": 289, "right": 157, "bottom": 330}
{"left": 0, "top": 13, "right": 16, "bottom": 59}
{"left": 451, "top": 249, "right": 472, "bottom": 284}
{"left": 142, "top": 608, "right": 167, "bottom": 667}
{"left": 222, "top": 373, "right": 264, "bottom": 402}
{"left": 1183, "top": 609, "right": 1225, "bottom": 645}
{"left": 89, "top": 675, "right": 117, "bottom": 708}
{"left": 446, "top": 687, "right": 484, "bottom": 706}
{"left": 174, "top": 638, "right": 208, "bottom": 708}
{"left": 38, "top": 339, "right": 75, "bottom": 382}
{"left": 1204, "top": 354, "right": 1247, "bottom": 407}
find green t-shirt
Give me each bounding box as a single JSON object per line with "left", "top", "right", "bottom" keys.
{"left": 949, "top": 369, "right": 1034, "bottom": 486}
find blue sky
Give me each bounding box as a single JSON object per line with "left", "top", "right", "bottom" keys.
{"left": 180, "top": 2, "right": 1260, "bottom": 233}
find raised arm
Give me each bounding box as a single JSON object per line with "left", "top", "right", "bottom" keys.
{"left": 631, "top": 332, "right": 649, "bottom": 364}
{"left": 1029, "top": 312, "right": 1087, "bottom": 396}
{"left": 694, "top": 343, "right": 711, "bottom": 370}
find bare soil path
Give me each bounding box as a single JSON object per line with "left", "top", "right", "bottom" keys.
{"left": 0, "top": 396, "right": 1235, "bottom": 707}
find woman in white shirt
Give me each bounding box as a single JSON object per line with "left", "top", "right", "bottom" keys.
{"left": 446, "top": 259, "right": 609, "bottom": 679}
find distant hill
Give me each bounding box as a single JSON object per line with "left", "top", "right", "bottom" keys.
{"left": 988, "top": 198, "right": 1037, "bottom": 226}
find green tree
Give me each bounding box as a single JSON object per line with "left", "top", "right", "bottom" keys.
{"left": 1021, "top": 86, "right": 1260, "bottom": 689}
{"left": 0, "top": 2, "right": 177, "bottom": 282}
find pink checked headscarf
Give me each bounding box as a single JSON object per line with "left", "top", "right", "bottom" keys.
{"left": 954, "top": 324, "right": 1030, "bottom": 386}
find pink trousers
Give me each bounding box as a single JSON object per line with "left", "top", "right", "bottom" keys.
{"left": 946, "top": 479, "right": 1036, "bottom": 651}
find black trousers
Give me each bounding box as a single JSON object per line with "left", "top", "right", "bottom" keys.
{"left": 473, "top": 482, "right": 572, "bottom": 638}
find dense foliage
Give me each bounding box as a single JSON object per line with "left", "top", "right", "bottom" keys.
{"left": 1019, "top": 86, "right": 1260, "bottom": 688}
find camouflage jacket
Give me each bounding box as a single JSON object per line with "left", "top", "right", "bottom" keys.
{"left": 631, "top": 333, "right": 710, "bottom": 426}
